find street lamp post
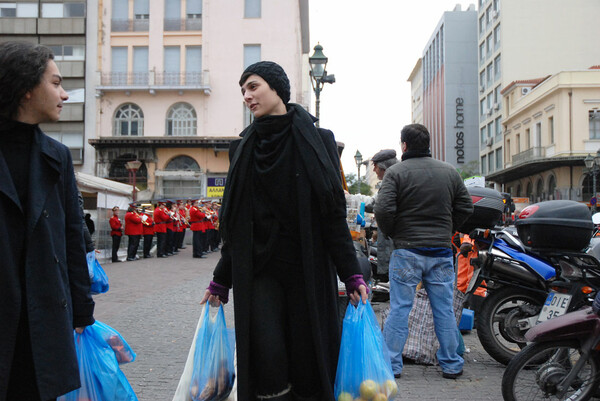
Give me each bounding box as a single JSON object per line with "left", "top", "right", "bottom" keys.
{"left": 354, "top": 150, "right": 363, "bottom": 195}
{"left": 125, "top": 160, "right": 142, "bottom": 202}
{"left": 309, "top": 43, "right": 335, "bottom": 128}
{"left": 584, "top": 150, "right": 600, "bottom": 212}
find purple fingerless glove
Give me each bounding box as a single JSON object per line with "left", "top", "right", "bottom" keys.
{"left": 344, "top": 274, "right": 369, "bottom": 295}
{"left": 207, "top": 281, "right": 230, "bottom": 304}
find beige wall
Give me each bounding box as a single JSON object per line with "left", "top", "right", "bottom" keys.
{"left": 478, "top": 0, "right": 600, "bottom": 181}
{"left": 502, "top": 70, "right": 600, "bottom": 201}
{"left": 408, "top": 58, "right": 423, "bottom": 124}
{"left": 95, "top": 0, "right": 308, "bottom": 197}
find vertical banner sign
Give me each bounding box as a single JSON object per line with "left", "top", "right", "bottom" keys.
{"left": 206, "top": 177, "right": 226, "bottom": 198}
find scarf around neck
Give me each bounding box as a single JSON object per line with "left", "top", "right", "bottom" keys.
{"left": 219, "top": 103, "right": 345, "bottom": 241}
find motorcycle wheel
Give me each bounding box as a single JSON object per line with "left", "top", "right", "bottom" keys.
{"left": 501, "top": 340, "right": 600, "bottom": 401}
{"left": 477, "top": 286, "right": 546, "bottom": 365}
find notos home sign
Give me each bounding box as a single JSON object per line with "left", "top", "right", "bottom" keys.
{"left": 454, "top": 97, "right": 465, "bottom": 164}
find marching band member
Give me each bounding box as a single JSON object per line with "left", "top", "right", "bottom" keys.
{"left": 166, "top": 202, "right": 176, "bottom": 256}
{"left": 124, "top": 205, "right": 142, "bottom": 261}
{"left": 190, "top": 199, "right": 207, "bottom": 258}
{"left": 176, "top": 200, "right": 188, "bottom": 251}
{"left": 154, "top": 201, "right": 169, "bottom": 258}
{"left": 109, "top": 206, "right": 123, "bottom": 262}
{"left": 141, "top": 207, "right": 154, "bottom": 258}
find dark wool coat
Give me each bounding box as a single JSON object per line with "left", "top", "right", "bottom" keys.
{"left": 0, "top": 127, "right": 95, "bottom": 400}
{"left": 214, "top": 128, "right": 361, "bottom": 401}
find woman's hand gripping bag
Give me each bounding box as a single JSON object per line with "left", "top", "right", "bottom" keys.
{"left": 189, "top": 305, "right": 235, "bottom": 401}
{"left": 86, "top": 251, "right": 109, "bottom": 295}
{"left": 335, "top": 301, "right": 398, "bottom": 401}
{"left": 58, "top": 321, "right": 138, "bottom": 401}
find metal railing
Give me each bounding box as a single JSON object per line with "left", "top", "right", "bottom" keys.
{"left": 155, "top": 72, "right": 202, "bottom": 86}
{"left": 101, "top": 72, "right": 149, "bottom": 86}
{"left": 100, "top": 72, "right": 203, "bottom": 87}
{"left": 511, "top": 146, "right": 545, "bottom": 165}
{"left": 111, "top": 18, "right": 149, "bottom": 32}
{"left": 164, "top": 17, "right": 202, "bottom": 31}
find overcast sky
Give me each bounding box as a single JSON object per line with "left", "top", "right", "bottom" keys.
{"left": 308, "top": 0, "right": 476, "bottom": 176}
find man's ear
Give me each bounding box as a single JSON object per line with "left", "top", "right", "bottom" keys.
{"left": 401, "top": 142, "right": 407, "bottom": 153}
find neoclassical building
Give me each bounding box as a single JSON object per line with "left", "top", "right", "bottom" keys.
{"left": 90, "top": 0, "right": 311, "bottom": 200}
{"left": 486, "top": 67, "right": 600, "bottom": 205}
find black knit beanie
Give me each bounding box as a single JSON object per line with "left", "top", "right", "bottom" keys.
{"left": 239, "top": 61, "right": 291, "bottom": 104}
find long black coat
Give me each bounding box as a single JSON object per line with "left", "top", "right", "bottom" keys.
{"left": 214, "top": 128, "right": 361, "bottom": 401}
{"left": 0, "top": 127, "right": 95, "bottom": 400}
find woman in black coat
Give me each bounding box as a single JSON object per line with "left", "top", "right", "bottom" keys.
{"left": 0, "top": 41, "right": 95, "bottom": 401}
{"left": 201, "top": 61, "right": 367, "bottom": 401}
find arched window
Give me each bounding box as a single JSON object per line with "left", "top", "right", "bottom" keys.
{"left": 582, "top": 173, "right": 594, "bottom": 202}
{"left": 114, "top": 103, "right": 143, "bottom": 136}
{"left": 165, "top": 155, "right": 200, "bottom": 171}
{"left": 548, "top": 175, "right": 557, "bottom": 200}
{"left": 536, "top": 179, "right": 544, "bottom": 201}
{"left": 516, "top": 184, "right": 521, "bottom": 197}
{"left": 526, "top": 182, "right": 533, "bottom": 201}
{"left": 166, "top": 102, "right": 197, "bottom": 136}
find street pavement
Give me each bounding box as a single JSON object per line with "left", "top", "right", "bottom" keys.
{"left": 93, "top": 247, "right": 506, "bottom": 401}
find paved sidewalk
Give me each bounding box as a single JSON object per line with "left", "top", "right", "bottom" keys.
{"left": 93, "top": 247, "right": 506, "bottom": 401}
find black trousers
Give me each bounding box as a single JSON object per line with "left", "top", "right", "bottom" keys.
{"left": 250, "top": 259, "right": 321, "bottom": 399}
{"left": 192, "top": 230, "right": 204, "bottom": 257}
{"left": 167, "top": 229, "right": 175, "bottom": 254}
{"left": 143, "top": 234, "right": 153, "bottom": 257}
{"left": 127, "top": 235, "right": 140, "bottom": 259}
{"left": 156, "top": 232, "right": 167, "bottom": 257}
{"left": 111, "top": 235, "right": 121, "bottom": 262}
{"left": 176, "top": 229, "right": 186, "bottom": 248}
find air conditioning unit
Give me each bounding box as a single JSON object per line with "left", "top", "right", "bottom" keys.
{"left": 493, "top": 10, "right": 499, "bottom": 19}
{"left": 486, "top": 138, "right": 494, "bottom": 147}
{"left": 487, "top": 108, "right": 493, "bottom": 116}
{"left": 493, "top": 102, "right": 500, "bottom": 110}
{"left": 480, "top": 85, "right": 485, "bottom": 93}
{"left": 521, "top": 87, "right": 531, "bottom": 96}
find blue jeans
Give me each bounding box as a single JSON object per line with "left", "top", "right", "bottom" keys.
{"left": 383, "top": 248, "right": 464, "bottom": 374}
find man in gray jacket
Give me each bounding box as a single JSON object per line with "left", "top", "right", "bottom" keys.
{"left": 364, "top": 149, "right": 398, "bottom": 279}
{"left": 375, "top": 123, "right": 473, "bottom": 379}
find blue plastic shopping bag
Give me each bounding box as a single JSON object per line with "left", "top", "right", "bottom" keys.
{"left": 86, "top": 251, "right": 109, "bottom": 295}
{"left": 58, "top": 321, "right": 137, "bottom": 401}
{"left": 334, "top": 301, "right": 397, "bottom": 400}
{"left": 189, "top": 305, "right": 235, "bottom": 401}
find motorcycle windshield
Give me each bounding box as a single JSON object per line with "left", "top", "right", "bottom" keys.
{"left": 494, "top": 239, "right": 557, "bottom": 280}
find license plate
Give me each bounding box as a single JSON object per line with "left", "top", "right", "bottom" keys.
{"left": 537, "top": 292, "right": 572, "bottom": 323}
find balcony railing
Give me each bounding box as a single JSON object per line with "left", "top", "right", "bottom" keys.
{"left": 100, "top": 71, "right": 203, "bottom": 87}
{"left": 111, "top": 18, "right": 149, "bottom": 32}
{"left": 512, "top": 146, "right": 546, "bottom": 165}
{"left": 155, "top": 72, "right": 202, "bottom": 86}
{"left": 164, "top": 17, "right": 202, "bottom": 31}
{"left": 101, "top": 72, "right": 149, "bottom": 86}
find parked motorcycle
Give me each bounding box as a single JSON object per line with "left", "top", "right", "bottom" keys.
{"left": 462, "top": 195, "right": 600, "bottom": 365}
{"left": 500, "top": 294, "right": 600, "bottom": 401}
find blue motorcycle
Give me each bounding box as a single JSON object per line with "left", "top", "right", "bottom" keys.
{"left": 464, "top": 200, "right": 600, "bottom": 366}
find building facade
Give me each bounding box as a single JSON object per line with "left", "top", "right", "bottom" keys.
{"left": 407, "top": 58, "right": 423, "bottom": 125}
{"left": 486, "top": 68, "right": 600, "bottom": 205}
{"left": 90, "top": 0, "right": 310, "bottom": 201}
{"left": 420, "top": 4, "right": 479, "bottom": 170}
{"left": 477, "top": 0, "right": 600, "bottom": 183}
{"left": 0, "top": 0, "right": 88, "bottom": 167}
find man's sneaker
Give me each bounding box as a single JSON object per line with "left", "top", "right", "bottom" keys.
{"left": 394, "top": 373, "right": 401, "bottom": 379}
{"left": 442, "top": 370, "right": 463, "bottom": 379}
